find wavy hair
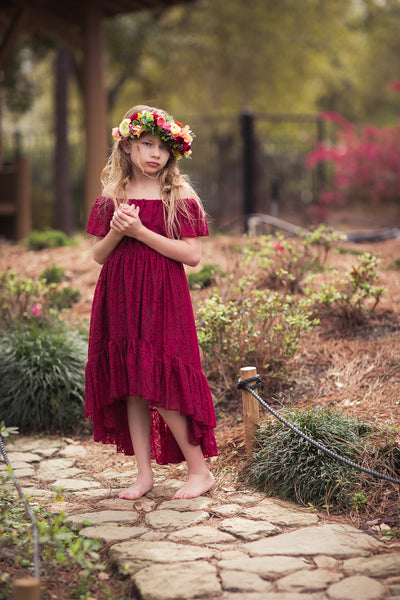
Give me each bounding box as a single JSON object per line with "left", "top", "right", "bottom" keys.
{"left": 100, "top": 104, "right": 205, "bottom": 238}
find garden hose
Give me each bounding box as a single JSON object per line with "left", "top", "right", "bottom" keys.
{"left": 238, "top": 375, "right": 400, "bottom": 486}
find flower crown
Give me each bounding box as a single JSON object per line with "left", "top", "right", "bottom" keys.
{"left": 112, "top": 111, "right": 194, "bottom": 159}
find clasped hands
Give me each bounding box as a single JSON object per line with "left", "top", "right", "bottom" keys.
{"left": 110, "top": 204, "right": 143, "bottom": 238}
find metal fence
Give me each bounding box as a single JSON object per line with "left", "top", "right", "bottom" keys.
{"left": 1, "top": 112, "right": 328, "bottom": 233}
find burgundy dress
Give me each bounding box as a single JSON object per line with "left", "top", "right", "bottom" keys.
{"left": 85, "top": 197, "right": 218, "bottom": 464}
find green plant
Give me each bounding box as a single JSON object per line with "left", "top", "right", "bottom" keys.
{"left": 0, "top": 485, "right": 131, "bottom": 600}
{"left": 306, "top": 252, "right": 385, "bottom": 326}
{"left": 0, "top": 323, "right": 87, "bottom": 433}
{"left": 247, "top": 404, "right": 400, "bottom": 512}
{"left": 196, "top": 275, "right": 316, "bottom": 398}
{"left": 0, "top": 270, "right": 79, "bottom": 328}
{"left": 187, "top": 263, "right": 223, "bottom": 290}
{"left": 40, "top": 264, "right": 65, "bottom": 284}
{"left": 21, "top": 229, "right": 76, "bottom": 251}
{"left": 241, "top": 225, "right": 344, "bottom": 294}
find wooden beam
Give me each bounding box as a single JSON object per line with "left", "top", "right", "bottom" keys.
{"left": 0, "top": 8, "right": 29, "bottom": 69}
{"left": 83, "top": 0, "right": 108, "bottom": 226}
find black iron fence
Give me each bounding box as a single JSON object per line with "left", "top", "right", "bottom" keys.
{"left": 1, "top": 111, "right": 329, "bottom": 233}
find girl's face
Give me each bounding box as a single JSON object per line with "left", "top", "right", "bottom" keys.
{"left": 123, "top": 133, "right": 171, "bottom": 176}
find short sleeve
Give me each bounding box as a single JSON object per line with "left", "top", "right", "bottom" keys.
{"left": 86, "top": 197, "right": 114, "bottom": 237}
{"left": 179, "top": 199, "right": 209, "bottom": 238}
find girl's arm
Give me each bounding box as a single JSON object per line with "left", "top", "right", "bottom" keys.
{"left": 111, "top": 204, "right": 202, "bottom": 267}
{"left": 92, "top": 229, "right": 124, "bottom": 264}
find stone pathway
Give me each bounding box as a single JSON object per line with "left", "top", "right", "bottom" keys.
{"left": 2, "top": 436, "right": 400, "bottom": 600}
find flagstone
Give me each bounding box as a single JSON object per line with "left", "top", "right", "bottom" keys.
{"left": 342, "top": 552, "right": 400, "bottom": 578}
{"left": 220, "top": 569, "right": 273, "bottom": 593}
{"left": 59, "top": 445, "right": 88, "bottom": 459}
{"left": 242, "top": 524, "right": 382, "bottom": 558}
{"left": 6, "top": 452, "right": 41, "bottom": 463}
{"left": 110, "top": 539, "right": 214, "bottom": 564}
{"left": 51, "top": 478, "right": 101, "bottom": 491}
{"left": 277, "top": 568, "right": 343, "bottom": 592}
{"left": 79, "top": 524, "right": 148, "bottom": 542}
{"left": 144, "top": 508, "right": 209, "bottom": 530}
{"left": 168, "top": 525, "right": 236, "bottom": 545}
{"left": 158, "top": 497, "right": 213, "bottom": 511}
{"left": 211, "top": 503, "right": 242, "bottom": 517}
{"left": 37, "top": 467, "right": 84, "bottom": 481}
{"left": 326, "top": 575, "right": 386, "bottom": 600}
{"left": 218, "top": 555, "right": 313, "bottom": 578}
{"left": 66, "top": 509, "right": 139, "bottom": 528}
{"left": 240, "top": 498, "right": 319, "bottom": 527}
{"left": 132, "top": 561, "right": 221, "bottom": 600}
{"left": 218, "top": 516, "right": 281, "bottom": 541}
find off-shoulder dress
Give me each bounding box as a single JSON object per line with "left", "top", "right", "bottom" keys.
{"left": 85, "top": 197, "right": 218, "bottom": 464}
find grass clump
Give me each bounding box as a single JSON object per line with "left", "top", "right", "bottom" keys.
{"left": 187, "top": 263, "right": 223, "bottom": 290}
{"left": 247, "top": 404, "right": 400, "bottom": 512}
{"left": 0, "top": 323, "right": 87, "bottom": 433}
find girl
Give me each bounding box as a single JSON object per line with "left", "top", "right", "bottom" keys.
{"left": 85, "top": 104, "right": 218, "bottom": 500}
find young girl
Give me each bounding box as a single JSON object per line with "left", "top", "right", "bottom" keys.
{"left": 85, "top": 104, "right": 218, "bottom": 500}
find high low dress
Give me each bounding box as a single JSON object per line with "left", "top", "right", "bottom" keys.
{"left": 85, "top": 196, "right": 218, "bottom": 464}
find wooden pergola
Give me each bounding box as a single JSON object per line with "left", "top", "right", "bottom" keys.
{"left": 0, "top": 0, "right": 195, "bottom": 229}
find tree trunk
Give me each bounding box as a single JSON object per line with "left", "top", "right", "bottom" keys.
{"left": 53, "top": 43, "right": 73, "bottom": 235}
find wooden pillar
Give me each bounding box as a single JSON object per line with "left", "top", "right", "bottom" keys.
{"left": 83, "top": 0, "right": 108, "bottom": 226}
{"left": 240, "top": 366, "right": 260, "bottom": 456}
{"left": 13, "top": 577, "right": 40, "bottom": 600}
{"left": 15, "top": 154, "right": 31, "bottom": 240}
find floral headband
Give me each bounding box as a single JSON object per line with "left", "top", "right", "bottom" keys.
{"left": 112, "top": 111, "right": 194, "bottom": 158}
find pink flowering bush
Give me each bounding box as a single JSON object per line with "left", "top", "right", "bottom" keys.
{"left": 307, "top": 85, "right": 400, "bottom": 208}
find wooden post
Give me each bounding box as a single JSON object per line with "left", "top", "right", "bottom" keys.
{"left": 13, "top": 577, "right": 40, "bottom": 600}
{"left": 240, "top": 366, "right": 260, "bottom": 456}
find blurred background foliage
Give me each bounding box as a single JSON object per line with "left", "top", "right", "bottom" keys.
{"left": 2, "top": 0, "right": 400, "bottom": 133}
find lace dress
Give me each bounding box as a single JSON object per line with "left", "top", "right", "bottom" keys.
{"left": 85, "top": 197, "right": 218, "bottom": 464}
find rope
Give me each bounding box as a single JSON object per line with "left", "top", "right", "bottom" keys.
{"left": 0, "top": 433, "right": 41, "bottom": 580}
{"left": 238, "top": 375, "right": 400, "bottom": 486}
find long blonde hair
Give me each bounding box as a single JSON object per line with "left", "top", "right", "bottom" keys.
{"left": 101, "top": 104, "right": 205, "bottom": 238}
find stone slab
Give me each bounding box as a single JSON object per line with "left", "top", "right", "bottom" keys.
{"left": 79, "top": 524, "right": 148, "bottom": 542}
{"left": 158, "top": 497, "right": 213, "bottom": 511}
{"left": 6, "top": 452, "right": 42, "bottom": 463}
{"left": 66, "top": 510, "right": 139, "bottom": 528}
{"left": 144, "top": 509, "right": 209, "bottom": 530}
{"left": 37, "top": 467, "right": 84, "bottom": 481}
{"left": 168, "top": 525, "right": 237, "bottom": 545}
{"left": 218, "top": 555, "right": 313, "bottom": 578}
{"left": 277, "top": 568, "right": 343, "bottom": 593}
{"left": 218, "top": 516, "right": 281, "bottom": 541}
{"left": 220, "top": 593, "right": 326, "bottom": 600}
{"left": 326, "top": 575, "right": 386, "bottom": 600}
{"left": 220, "top": 569, "right": 273, "bottom": 593}
{"left": 240, "top": 498, "right": 319, "bottom": 527}
{"left": 342, "top": 553, "right": 400, "bottom": 578}
{"left": 51, "top": 479, "right": 101, "bottom": 491}
{"left": 59, "top": 445, "right": 88, "bottom": 459}
{"left": 132, "top": 561, "right": 221, "bottom": 600}
{"left": 110, "top": 540, "right": 214, "bottom": 564}
{"left": 211, "top": 503, "right": 242, "bottom": 517}
{"left": 242, "top": 524, "right": 382, "bottom": 558}
{"left": 64, "top": 488, "right": 113, "bottom": 499}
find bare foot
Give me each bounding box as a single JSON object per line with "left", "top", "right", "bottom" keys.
{"left": 172, "top": 471, "right": 215, "bottom": 500}
{"left": 118, "top": 476, "right": 153, "bottom": 500}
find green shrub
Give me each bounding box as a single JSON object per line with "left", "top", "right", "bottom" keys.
{"left": 306, "top": 252, "right": 385, "bottom": 326}
{"left": 22, "top": 229, "right": 76, "bottom": 251}
{"left": 0, "top": 323, "right": 87, "bottom": 433}
{"left": 187, "top": 263, "right": 223, "bottom": 290}
{"left": 247, "top": 404, "right": 400, "bottom": 511}
{"left": 40, "top": 264, "right": 65, "bottom": 283}
{"left": 0, "top": 270, "right": 79, "bottom": 328}
{"left": 240, "top": 224, "right": 344, "bottom": 294}
{"left": 196, "top": 275, "right": 316, "bottom": 398}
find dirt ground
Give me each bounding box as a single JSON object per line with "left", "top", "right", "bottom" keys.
{"left": 1, "top": 229, "right": 400, "bottom": 527}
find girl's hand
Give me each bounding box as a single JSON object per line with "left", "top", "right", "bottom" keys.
{"left": 110, "top": 204, "right": 143, "bottom": 238}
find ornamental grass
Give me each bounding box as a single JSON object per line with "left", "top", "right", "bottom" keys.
{"left": 247, "top": 404, "right": 400, "bottom": 512}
